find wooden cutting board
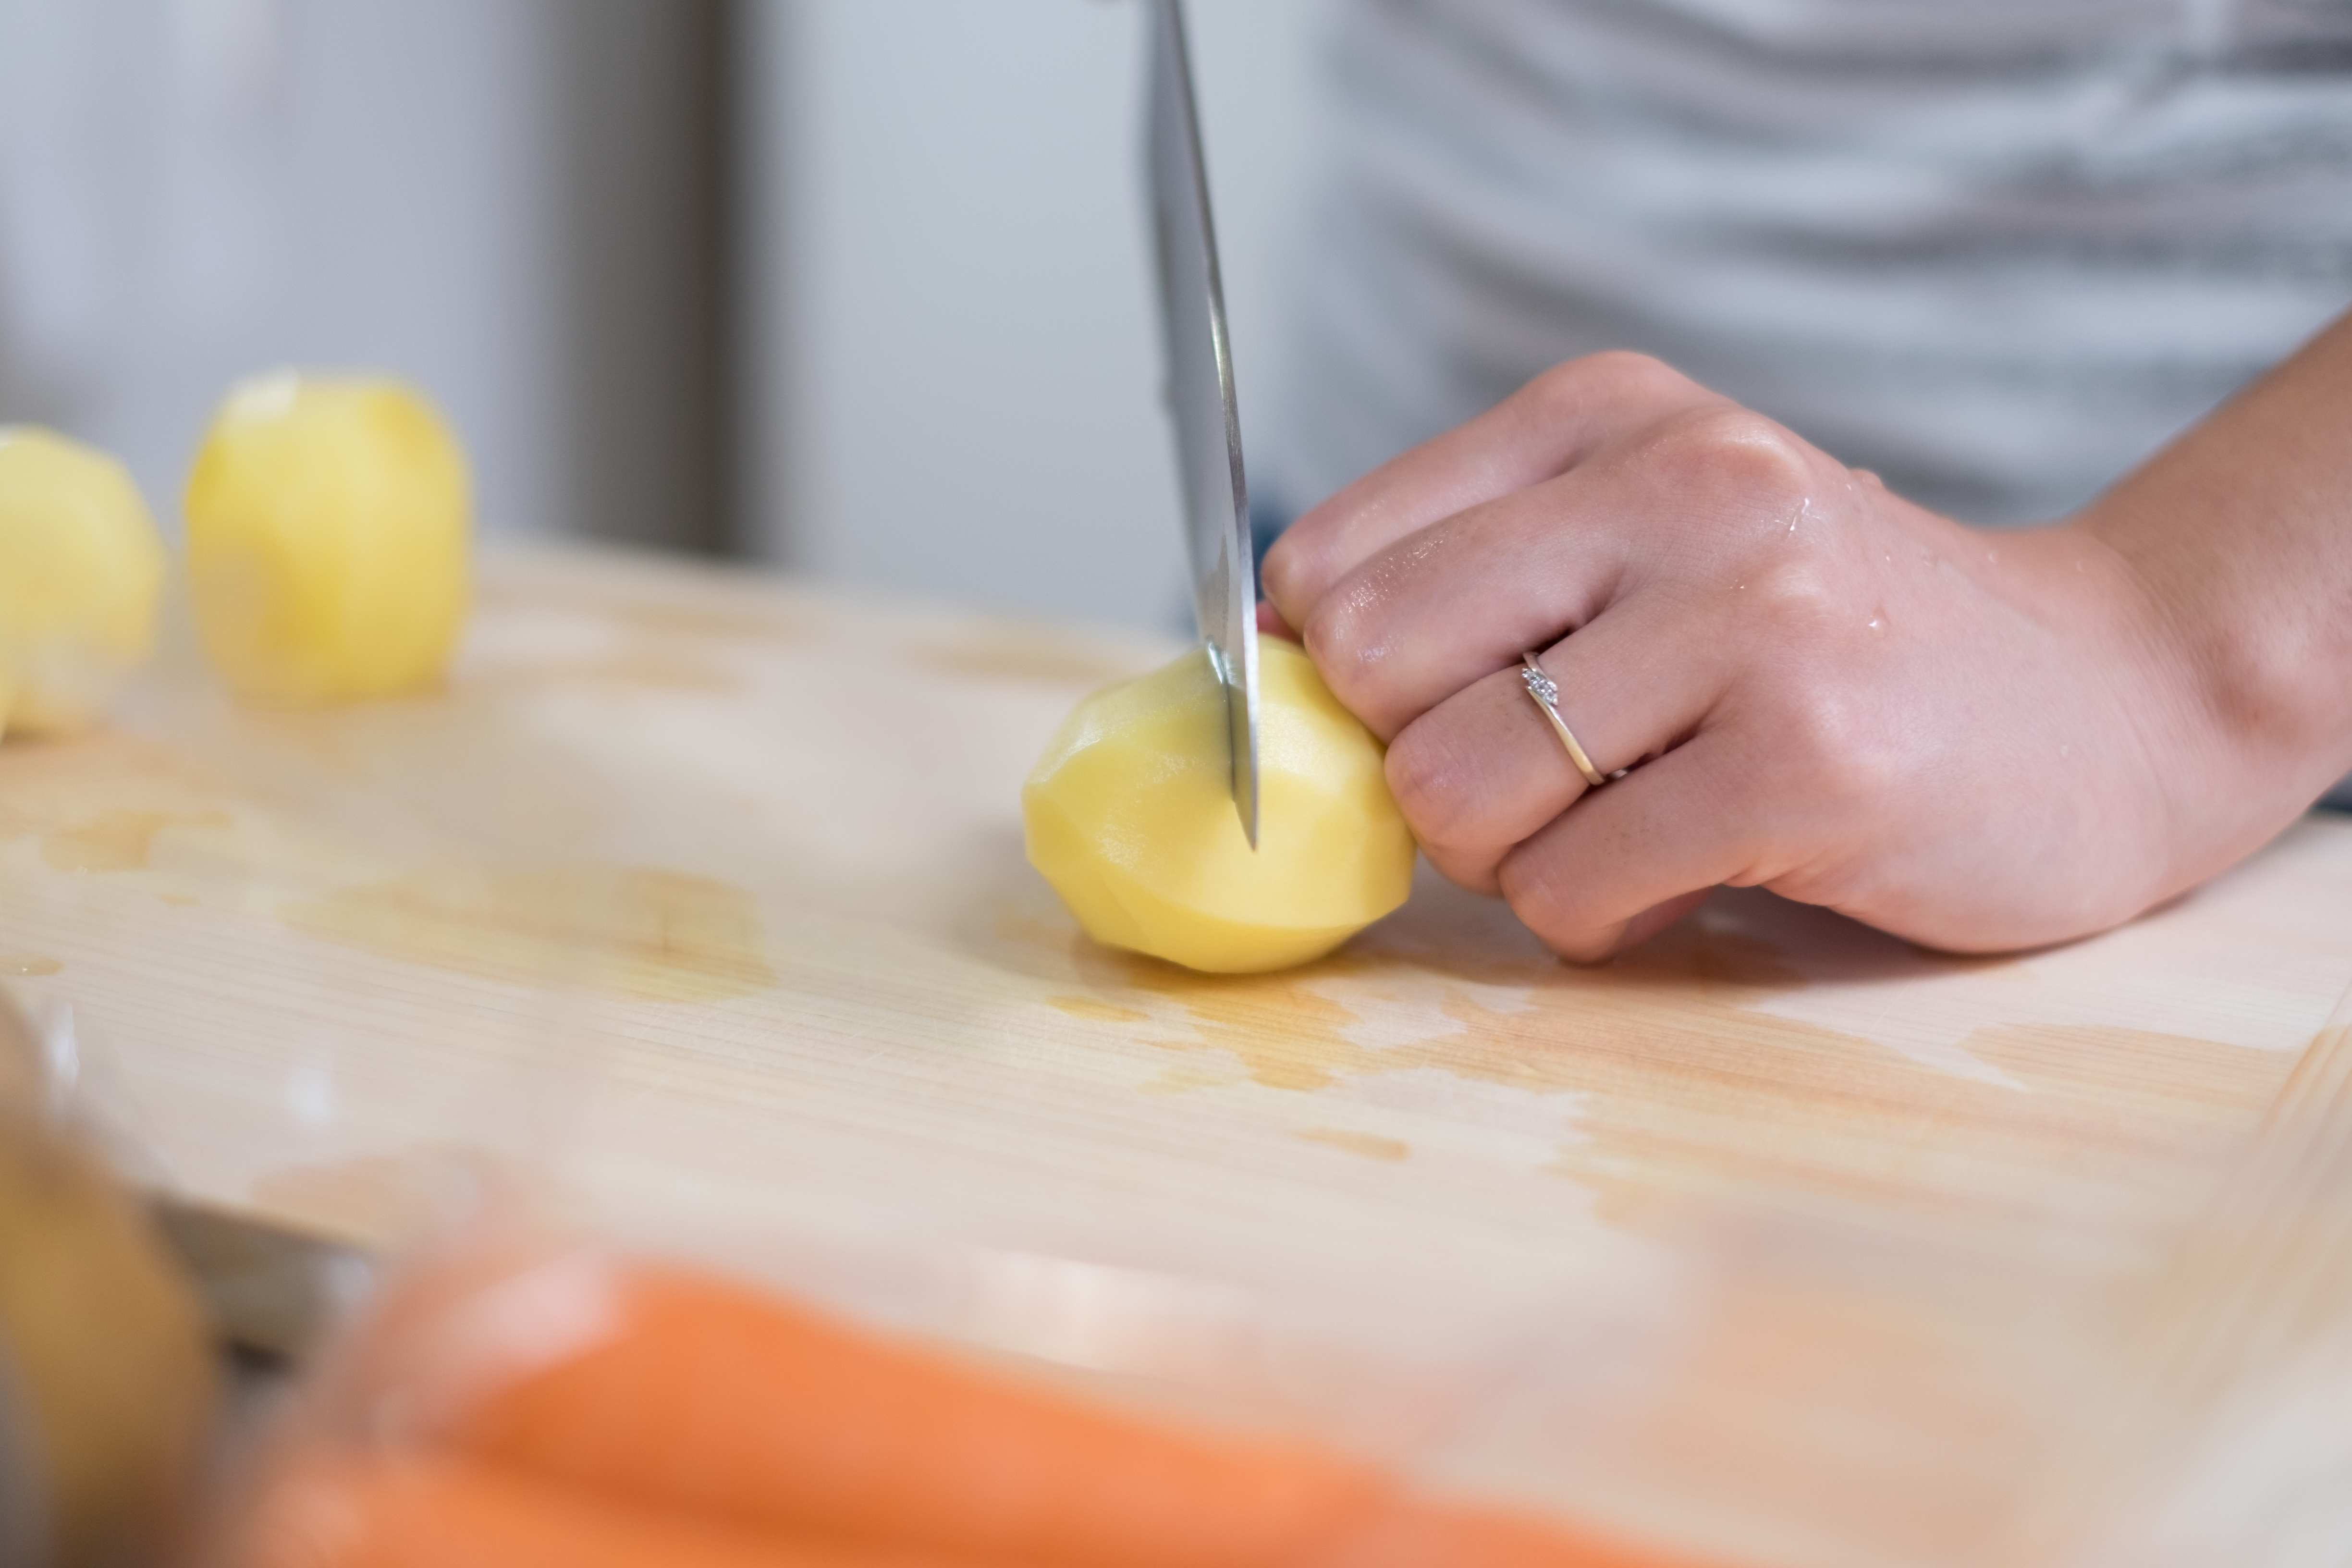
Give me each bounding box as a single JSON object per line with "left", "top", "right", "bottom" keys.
{"left": 3, "top": 546, "right": 2348, "bottom": 1568}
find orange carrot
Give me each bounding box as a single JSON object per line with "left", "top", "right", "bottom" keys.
{"left": 1313, "top": 1500, "right": 1739, "bottom": 1568}
{"left": 435, "top": 1262, "right": 1389, "bottom": 1568}
{"left": 240, "top": 1451, "right": 998, "bottom": 1568}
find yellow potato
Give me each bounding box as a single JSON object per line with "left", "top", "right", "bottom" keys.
{"left": 1024, "top": 640, "right": 1415, "bottom": 974}
{"left": 185, "top": 371, "right": 470, "bottom": 704}
{"left": 0, "top": 428, "right": 167, "bottom": 738}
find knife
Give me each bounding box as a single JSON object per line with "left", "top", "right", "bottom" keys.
{"left": 1147, "top": 0, "right": 1261, "bottom": 849}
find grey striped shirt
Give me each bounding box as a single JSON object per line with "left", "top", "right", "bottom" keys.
{"left": 1269, "top": 0, "right": 2352, "bottom": 528}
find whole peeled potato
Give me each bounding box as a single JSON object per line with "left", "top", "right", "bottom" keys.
{"left": 1023, "top": 640, "right": 1416, "bottom": 974}
{"left": 185, "top": 371, "right": 471, "bottom": 704}
{"left": 0, "top": 428, "right": 167, "bottom": 738}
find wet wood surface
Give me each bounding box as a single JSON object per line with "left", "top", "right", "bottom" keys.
{"left": 3, "top": 546, "right": 2349, "bottom": 1568}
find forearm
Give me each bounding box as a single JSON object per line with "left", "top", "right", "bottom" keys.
{"left": 2076, "top": 307, "right": 2352, "bottom": 814}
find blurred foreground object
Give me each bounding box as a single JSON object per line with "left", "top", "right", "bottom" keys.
{"left": 148, "top": 1198, "right": 373, "bottom": 1369}
{"left": 1023, "top": 642, "right": 1414, "bottom": 974}
{"left": 0, "top": 991, "right": 218, "bottom": 1568}
{"left": 0, "top": 429, "right": 166, "bottom": 740}
{"left": 186, "top": 373, "right": 471, "bottom": 705}
{"left": 234, "top": 1249, "right": 1700, "bottom": 1568}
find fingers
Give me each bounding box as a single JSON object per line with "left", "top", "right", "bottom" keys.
{"left": 1382, "top": 599, "right": 1732, "bottom": 889}
{"left": 1608, "top": 888, "right": 1718, "bottom": 955}
{"left": 1295, "top": 470, "right": 1623, "bottom": 740}
{"left": 1300, "top": 403, "right": 1831, "bottom": 741}
{"left": 1497, "top": 735, "right": 1770, "bottom": 962}
{"left": 1263, "top": 361, "right": 1871, "bottom": 962}
{"left": 1262, "top": 353, "right": 1715, "bottom": 627}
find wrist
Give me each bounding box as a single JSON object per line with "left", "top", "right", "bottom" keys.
{"left": 2072, "top": 490, "right": 2352, "bottom": 807}
{"left": 2073, "top": 308, "right": 2352, "bottom": 825}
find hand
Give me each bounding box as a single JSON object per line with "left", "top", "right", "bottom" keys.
{"left": 1261, "top": 346, "right": 2352, "bottom": 961}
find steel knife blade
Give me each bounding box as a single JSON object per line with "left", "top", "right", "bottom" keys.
{"left": 1147, "top": 0, "right": 1260, "bottom": 848}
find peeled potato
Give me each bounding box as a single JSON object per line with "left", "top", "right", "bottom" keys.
{"left": 185, "top": 371, "right": 470, "bottom": 704}
{"left": 0, "top": 427, "right": 167, "bottom": 738}
{"left": 1023, "top": 640, "right": 1415, "bottom": 974}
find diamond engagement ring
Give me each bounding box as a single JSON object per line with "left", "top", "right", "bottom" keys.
{"left": 1521, "top": 652, "right": 1624, "bottom": 789}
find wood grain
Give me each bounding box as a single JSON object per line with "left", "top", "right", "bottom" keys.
{"left": 3, "top": 546, "right": 2349, "bottom": 1568}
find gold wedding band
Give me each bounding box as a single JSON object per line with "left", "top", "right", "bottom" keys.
{"left": 1521, "top": 652, "right": 1624, "bottom": 789}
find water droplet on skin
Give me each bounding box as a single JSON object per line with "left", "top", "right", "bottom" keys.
{"left": 1867, "top": 618, "right": 1885, "bottom": 633}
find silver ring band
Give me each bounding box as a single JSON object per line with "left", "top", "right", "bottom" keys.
{"left": 1521, "top": 653, "right": 1624, "bottom": 789}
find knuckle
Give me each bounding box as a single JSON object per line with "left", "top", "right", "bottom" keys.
{"left": 1496, "top": 842, "right": 1586, "bottom": 942}
{"left": 1744, "top": 555, "right": 1842, "bottom": 633}
{"left": 1423, "top": 843, "right": 1505, "bottom": 899}
{"left": 1757, "top": 681, "right": 1908, "bottom": 806}
{"left": 1259, "top": 527, "right": 1323, "bottom": 623}
{"left": 1521, "top": 351, "right": 1687, "bottom": 421}
{"left": 1590, "top": 349, "right": 1692, "bottom": 402}
{"left": 1648, "top": 406, "right": 1816, "bottom": 514}
{"left": 1382, "top": 722, "right": 1488, "bottom": 849}
{"left": 1299, "top": 589, "right": 1392, "bottom": 725}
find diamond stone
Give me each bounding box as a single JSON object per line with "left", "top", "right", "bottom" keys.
{"left": 1522, "top": 666, "right": 1558, "bottom": 706}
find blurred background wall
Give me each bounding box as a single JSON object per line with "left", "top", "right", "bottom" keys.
{"left": 0, "top": 0, "right": 1333, "bottom": 631}
{"left": 0, "top": 0, "right": 572, "bottom": 545}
